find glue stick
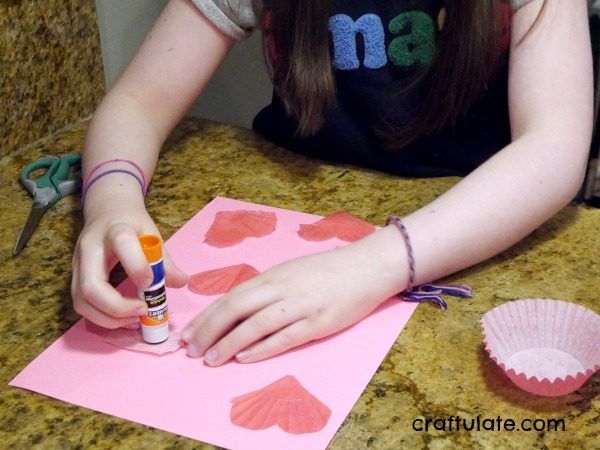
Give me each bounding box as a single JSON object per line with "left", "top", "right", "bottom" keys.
{"left": 138, "top": 235, "right": 169, "bottom": 344}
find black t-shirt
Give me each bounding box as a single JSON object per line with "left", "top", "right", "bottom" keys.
{"left": 253, "top": 0, "right": 511, "bottom": 177}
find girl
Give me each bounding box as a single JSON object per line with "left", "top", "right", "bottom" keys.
{"left": 72, "top": 0, "right": 592, "bottom": 366}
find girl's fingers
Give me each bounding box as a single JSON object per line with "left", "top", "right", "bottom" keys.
{"left": 235, "top": 320, "right": 315, "bottom": 364}
{"left": 106, "top": 223, "right": 188, "bottom": 289}
{"left": 106, "top": 223, "right": 153, "bottom": 288}
{"left": 182, "top": 283, "right": 282, "bottom": 357}
{"left": 71, "top": 246, "right": 83, "bottom": 313}
{"left": 163, "top": 248, "right": 189, "bottom": 288}
{"left": 202, "top": 302, "right": 304, "bottom": 366}
{"left": 73, "top": 249, "right": 139, "bottom": 328}
{"left": 73, "top": 288, "right": 141, "bottom": 329}
{"left": 79, "top": 241, "right": 147, "bottom": 319}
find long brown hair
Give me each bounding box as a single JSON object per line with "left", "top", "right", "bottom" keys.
{"left": 262, "top": 1, "right": 541, "bottom": 149}
{"left": 262, "top": 1, "right": 336, "bottom": 136}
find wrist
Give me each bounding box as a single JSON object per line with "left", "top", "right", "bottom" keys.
{"left": 82, "top": 173, "right": 146, "bottom": 221}
{"left": 354, "top": 225, "right": 411, "bottom": 294}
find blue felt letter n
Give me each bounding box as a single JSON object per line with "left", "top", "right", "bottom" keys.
{"left": 329, "top": 14, "right": 386, "bottom": 70}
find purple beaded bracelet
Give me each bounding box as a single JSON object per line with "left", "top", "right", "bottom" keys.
{"left": 385, "top": 214, "right": 415, "bottom": 292}
{"left": 80, "top": 169, "right": 146, "bottom": 207}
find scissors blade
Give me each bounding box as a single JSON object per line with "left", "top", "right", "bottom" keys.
{"left": 13, "top": 202, "right": 50, "bottom": 255}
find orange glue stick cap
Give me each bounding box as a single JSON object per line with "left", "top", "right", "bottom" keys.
{"left": 139, "top": 235, "right": 163, "bottom": 263}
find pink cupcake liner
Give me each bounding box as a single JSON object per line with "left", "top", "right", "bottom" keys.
{"left": 481, "top": 299, "right": 600, "bottom": 397}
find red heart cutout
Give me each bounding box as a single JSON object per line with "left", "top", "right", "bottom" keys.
{"left": 298, "top": 211, "right": 375, "bottom": 242}
{"left": 230, "top": 375, "right": 331, "bottom": 434}
{"left": 204, "top": 210, "right": 277, "bottom": 247}
{"left": 103, "top": 328, "right": 182, "bottom": 356}
{"left": 188, "top": 264, "right": 260, "bottom": 295}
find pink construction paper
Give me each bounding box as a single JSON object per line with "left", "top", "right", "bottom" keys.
{"left": 10, "top": 197, "right": 418, "bottom": 450}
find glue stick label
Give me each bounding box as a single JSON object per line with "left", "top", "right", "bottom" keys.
{"left": 138, "top": 235, "right": 169, "bottom": 343}
{"left": 138, "top": 260, "right": 169, "bottom": 326}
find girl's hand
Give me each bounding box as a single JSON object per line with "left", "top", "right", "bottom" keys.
{"left": 71, "top": 190, "right": 188, "bottom": 329}
{"left": 182, "top": 227, "right": 408, "bottom": 365}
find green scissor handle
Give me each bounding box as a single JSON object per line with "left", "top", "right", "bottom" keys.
{"left": 51, "top": 153, "right": 81, "bottom": 197}
{"left": 20, "top": 157, "right": 59, "bottom": 192}
{"left": 20, "top": 154, "right": 82, "bottom": 206}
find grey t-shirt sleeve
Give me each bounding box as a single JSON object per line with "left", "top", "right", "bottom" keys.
{"left": 192, "top": 0, "right": 536, "bottom": 40}
{"left": 191, "top": 0, "right": 261, "bottom": 40}
{"left": 511, "top": 0, "right": 537, "bottom": 9}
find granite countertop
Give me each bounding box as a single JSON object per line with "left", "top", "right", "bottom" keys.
{"left": 0, "top": 118, "right": 598, "bottom": 449}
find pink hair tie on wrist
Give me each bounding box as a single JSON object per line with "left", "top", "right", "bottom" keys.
{"left": 80, "top": 158, "right": 148, "bottom": 207}
{"left": 80, "top": 169, "right": 146, "bottom": 208}
{"left": 83, "top": 158, "right": 147, "bottom": 190}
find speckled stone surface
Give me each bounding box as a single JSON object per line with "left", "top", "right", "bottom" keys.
{"left": 0, "top": 118, "right": 598, "bottom": 449}
{"left": 0, "top": 0, "right": 104, "bottom": 157}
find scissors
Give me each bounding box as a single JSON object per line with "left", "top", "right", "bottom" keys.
{"left": 13, "top": 153, "right": 81, "bottom": 255}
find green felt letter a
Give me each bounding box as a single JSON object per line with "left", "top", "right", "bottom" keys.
{"left": 387, "top": 11, "right": 436, "bottom": 67}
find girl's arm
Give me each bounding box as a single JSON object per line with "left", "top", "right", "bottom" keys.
{"left": 183, "top": 0, "right": 593, "bottom": 365}
{"left": 401, "top": 0, "right": 592, "bottom": 284}
{"left": 73, "top": 0, "right": 235, "bottom": 328}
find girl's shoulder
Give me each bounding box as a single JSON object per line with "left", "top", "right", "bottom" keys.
{"left": 190, "top": 0, "right": 262, "bottom": 40}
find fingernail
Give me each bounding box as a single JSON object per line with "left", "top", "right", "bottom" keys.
{"left": 137, "top": 307, "right": 147, "bottom": 315}
{"left": 124, "top": 322, "right": 140, "bottom": 330}
{"left": 186, "top": 342, "right": 201, "bottom": 357}
{"left": 236, "top": 350, "right": 250, "bottom": 362}
{"left": 204, "top": 348, "right": 218, "bottom": 363}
